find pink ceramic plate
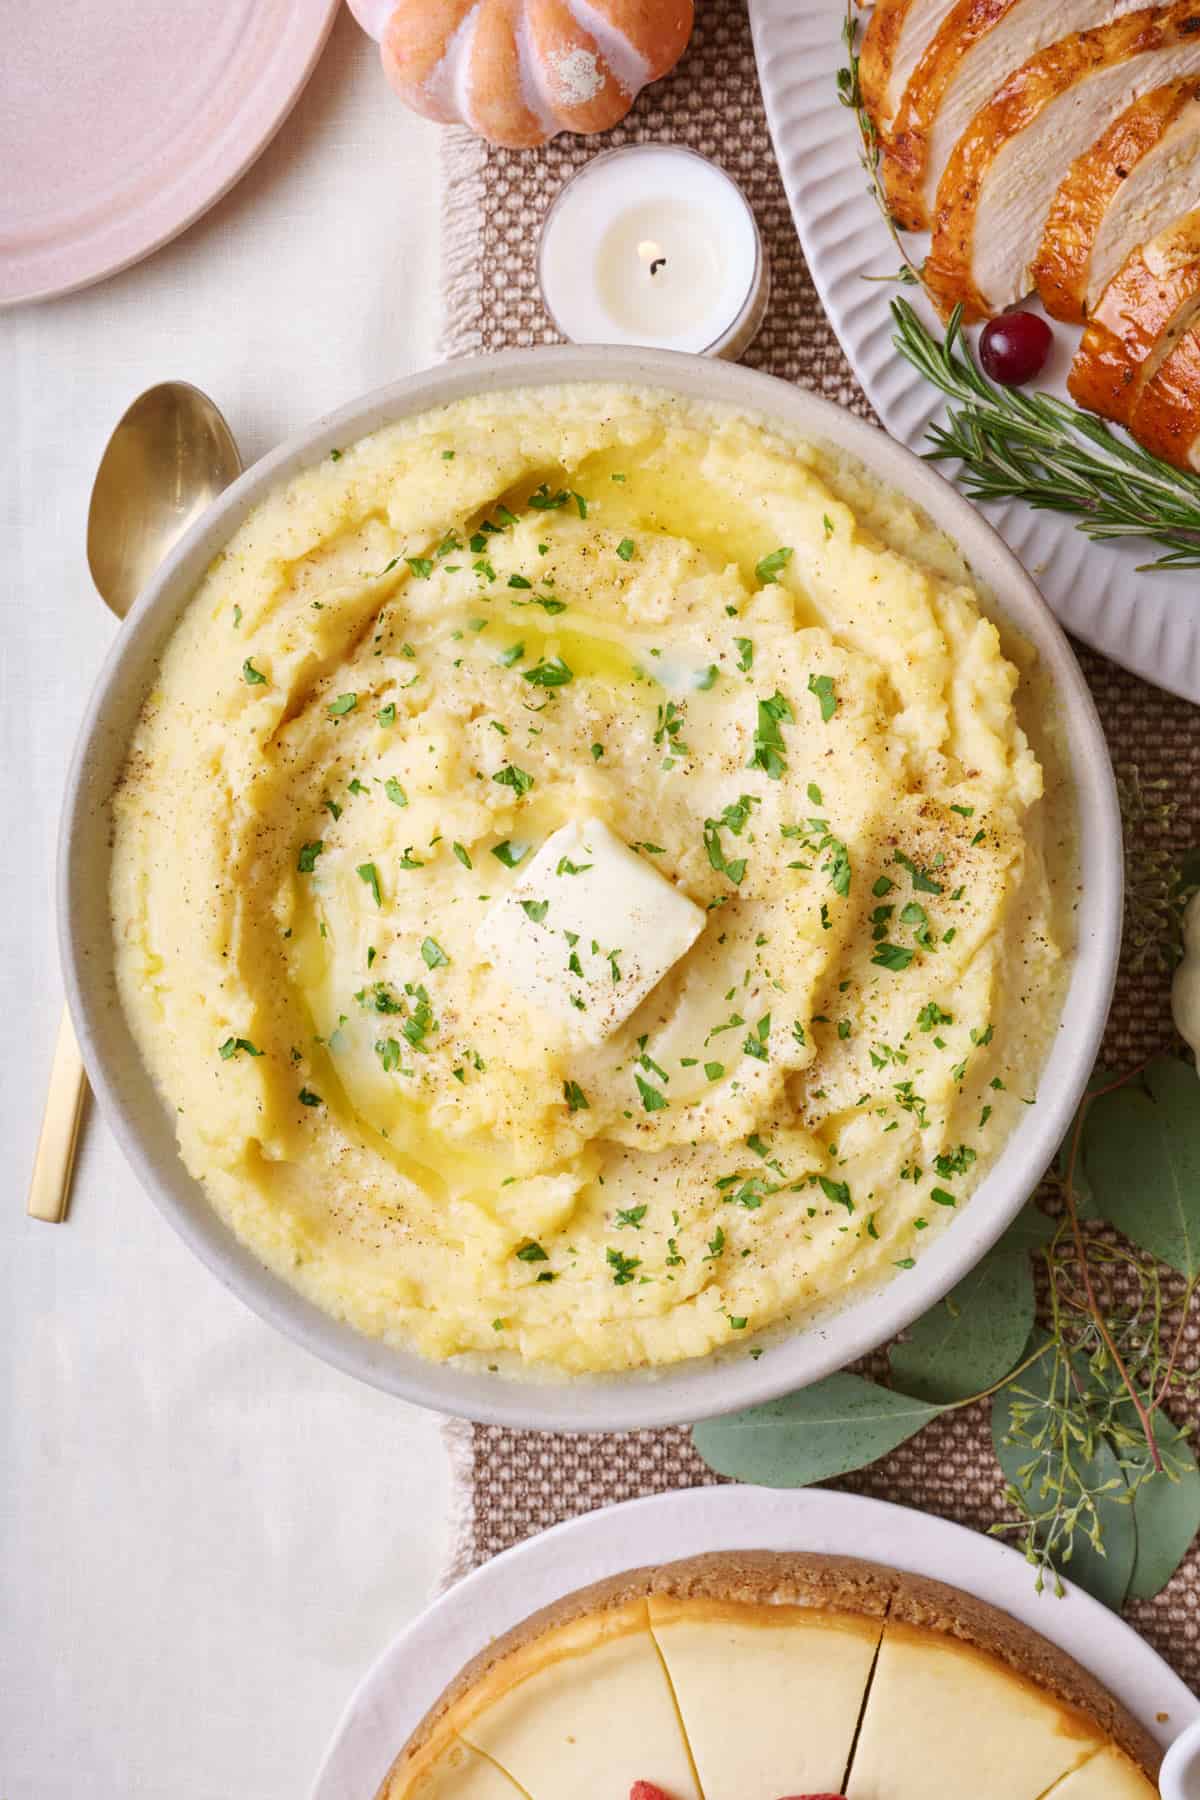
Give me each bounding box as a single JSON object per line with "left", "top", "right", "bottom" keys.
{"left": 1, "top": 0, "right": 341, "bottom": 307}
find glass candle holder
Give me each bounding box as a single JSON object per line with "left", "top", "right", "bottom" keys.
{"left": 538, "top": 145, "right": 769, "bottom": 360}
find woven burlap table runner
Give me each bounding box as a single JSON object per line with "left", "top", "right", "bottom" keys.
{"left": 437, "top": 0, "right": 1200, "bottom": 1687}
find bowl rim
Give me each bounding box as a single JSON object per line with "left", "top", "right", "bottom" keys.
{"left": 60, "top": 343, "right": 1122, "bottom": 1431}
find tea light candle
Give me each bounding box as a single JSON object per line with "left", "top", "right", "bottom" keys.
{"left": 538, "top": 146, "right": 769, "bottom": 360}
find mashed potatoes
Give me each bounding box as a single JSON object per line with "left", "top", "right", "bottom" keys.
{"left": 110, "top": 386, "right": 1073, "bottom": 1374}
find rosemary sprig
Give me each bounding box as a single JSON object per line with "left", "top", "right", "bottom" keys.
{"left": 836, "top": 6, "right": 922, "bottom": 291}
{"left": 892, "top": 298, "right": 1200, "bottom": 571}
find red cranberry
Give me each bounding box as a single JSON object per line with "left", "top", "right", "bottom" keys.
{"left": 978, "top": 311, "right": 1053, "bottom": 386}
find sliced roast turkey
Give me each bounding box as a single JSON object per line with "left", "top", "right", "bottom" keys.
{"left": 925, "top": 4, "right": 1200, "bottom": 323}
{"left": 1033, "top": 81, "right": 1200, "bottom": 322}
{"left": 1129, "top": 323, "right": 1200, "bottom": 466}
{"left": 859, "top": 0, "right": 964, "bottom": 135}
{"left": 1068, "top": 208, "right": 1200, "bottom": 425}
{"left": 878, "top": 0, "right": 1148, "bottom": 233}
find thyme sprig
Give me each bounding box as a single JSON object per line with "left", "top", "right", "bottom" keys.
{"left": 892, "top": 299, "right": 1200, "bottom": 571}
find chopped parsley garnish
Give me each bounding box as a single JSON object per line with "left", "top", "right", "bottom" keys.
{"left": 384, "top": 778, "right": 408, "bottom": 807}
{"left": 742, "top": 1013, "right": 772, "bottom": 1062}
{"left": 491, "top": 840, "right": 527, "bottom": 868}
{"left": 516, "top": 1241, "right": 549, "bottom": 1263}
{"left": 590, "top": 743, "right": 604, "bottom": 760}
{"left": 498, "top": 642, "right": 525, "bottom": 667}
{"left": 807, "top": 673, "right": 838, "bottom": 721}
{"left": 218, "top": 1037, "right": 262, "bottom": 1061}
{"left": 563, "top": 1080, "right": 589, "bottom": 1113}
{"left": 493, "top": 763, "right": 534, "bottom": 796}
{"left": 734, "top": 636, "right": 754, "bottom": 671}
{"left": 606, "top": 1246, "right": 641, "bottom": 1285}
{"left": 635, "top": 1074, "right": 669, "bottom": 1113}
{"left": 453, "top": 842, "right": 472, "bottom": 869}
{"left": 405, "top": 556, "right": 434, "bottom": 579}
{"left": 507, "top": 573, "right": 532, "bottom": 590}
{"left": 654, "top": 700, "right": 691, "bottom": 763}
{"left": 356, "top": 862, "right": 382, "bottom": 906}
{"left": 298, "top": 1088, "right": 322, "bottom": 1107}
{"left": 616, "top": 538, "right": 636, "bottom": 561}
{"left": 705, "top": 1061, "right": 725, "bottom": 1081}
{"left": 375, "top": 1038, "right": 402, "bottom": 1072}
{"left": 556, "top": 857, "right": 592, "bottom": 875}
{"left": 818, "top": 1175, "right": 854, "bottom": 1212}
{"left": 523, "top": 656, "right": 573, "bottom": 688}
{"left": 931, "top": 1188, "right": 957, "bottom": 1208}
{"left": 327, "top": 692, "right": 358, "bottom": 717}
{"left": 934, "top": 1145, "right": 977, "bottom": 1178}
{"left": 615, "top": 1205, "right": 647, "bottom": 1229}
{"left": 872, "top": 942, "right": 915, "bottom": 972}
{"left": 232, "top": 605, "right": 242, "bottom": 629}
{"left": 520, "top": 899, "right": 549, "bottom": 923}
{"left": 242, "top": 657, "right": 267, "bottom": 686}
{"left": 297, "top": 841, "right": 324, "bottom": 872}
{"left": 749, "top": 690, "right": 793, "bottom": 779}
{"left": 755, "top": 546, "right": 794, "bottom": 584}
{"left": 895, "top": 849, "right": 944, "bottom": 895}
{"left": 398, "top": 848, "right": 424, "bottom": 869}
{"left": 420, "top": 937, "right": 449, "bottom": 969}
{"left": 917, "top": 1002, "right": 953, "bottom": 1032}
{"left": 377, "top": 703, "right": 397, "bottom": 727}
{"left": 704, "top": 1227, "right": 726, "bottom": 1261}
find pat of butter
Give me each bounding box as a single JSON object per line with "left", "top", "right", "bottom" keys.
{"left": 476, "top": 818, "right": 705, "bottom": 1045}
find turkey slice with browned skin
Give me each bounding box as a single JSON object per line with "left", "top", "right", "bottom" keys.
{"left": 1032, "top": 80, "right": 1198, "bottom": 323}
{"left": 925, "top": 4, "right": 1200, "bottom": 324}
{"left": 1068, "top": 208, "right": 1200, "bottom": 427}
{"left": 859, "top": 0, "right": 963, "bottom": 134}
{"left": 1085, "top": 89, "right": 1200, "bottom": 314}
{"left": 1129, "top": 321, "right": 1200, "bottom": 467}
{"left": 879, "top": 0, "right": 1148, "bottom": 233}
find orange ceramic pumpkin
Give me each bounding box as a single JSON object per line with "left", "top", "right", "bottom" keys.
{"left": 347, "top": 0, "right": 695, "bottom": 148}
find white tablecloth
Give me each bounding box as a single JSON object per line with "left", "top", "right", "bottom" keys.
{"left": 1, "top": 14, "right": 453, "bottom": 1796}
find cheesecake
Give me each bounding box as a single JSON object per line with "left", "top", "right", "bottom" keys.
{"left": 379, "top": 1552, "right": 1160, "bottom": 1800}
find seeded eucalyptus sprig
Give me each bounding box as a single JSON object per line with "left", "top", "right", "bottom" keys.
{"left": 892, "top": 300, "right": 1200, "bottom": 572}
{"left": 693, "top": 1051, "right": 1200, "bottom": 1609}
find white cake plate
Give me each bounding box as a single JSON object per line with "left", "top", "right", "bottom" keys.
{"left": 310, "top": 1484, "right": 1199, "bottom": 1800}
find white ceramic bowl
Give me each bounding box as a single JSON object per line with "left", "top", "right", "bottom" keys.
{"left": 61, "top": 346, "right": 1122, "bottom": 1431}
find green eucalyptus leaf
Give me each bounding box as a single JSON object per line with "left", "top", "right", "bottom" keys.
{"left": 994, "top": 1205, "right": 1058, "bottom": 1256}
{"left": 1056, "top": 1064, "right": 1121, "bottom": 1219}
{"left": 691, "top": 1373, "right": 941, "bottom": 1488}
{"left": 1126, "top": 1414, "right": 1200, "bottom": 1601}
{"left": 889, "top": 1250, "right": 1035, "bottom": 1405}
{"left": 991, "top": 1341, "right": 1135, "bottom": 1611}
{"left": 1083, "top": 1057, "right": 1200, "bottom": 1276}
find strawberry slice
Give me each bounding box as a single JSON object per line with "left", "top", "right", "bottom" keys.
{"left": 630, "top": 1787, "right": 673, "bottom": 1800}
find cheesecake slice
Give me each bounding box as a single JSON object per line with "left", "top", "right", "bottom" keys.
{"left": 379, "top": 1552, "right": 1162, "bottom": 1800}
{"left": 1044, "top": 1745, "right": 1168, "bottom": 1797}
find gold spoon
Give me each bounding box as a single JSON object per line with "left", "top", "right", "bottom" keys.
{"left": 27, "top": 383, "right": 242, "bottom": 1223}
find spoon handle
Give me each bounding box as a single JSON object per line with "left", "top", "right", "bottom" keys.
{"left": 27, "top": 1009, "right": 88, "bottom": 1223}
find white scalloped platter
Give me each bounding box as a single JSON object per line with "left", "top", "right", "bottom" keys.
{"left": 748, "top": 0, "right": 1200, "bottom": 705}
{"left": 310, "top": 1485, "right": 1199, "bottom": 1799}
